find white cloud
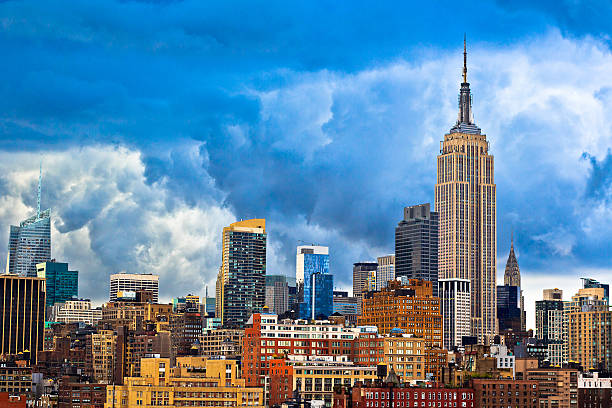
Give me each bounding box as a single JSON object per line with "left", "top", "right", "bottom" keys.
{"left": 0, "top": 145, "right": 235, "bottom": 305}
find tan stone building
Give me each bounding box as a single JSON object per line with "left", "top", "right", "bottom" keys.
{"left": 435, "top": 40, "right": 497, "bottom": 344}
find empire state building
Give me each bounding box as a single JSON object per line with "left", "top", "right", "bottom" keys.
{"left": 435, "top": 40, "right": 497, "bottom": 344}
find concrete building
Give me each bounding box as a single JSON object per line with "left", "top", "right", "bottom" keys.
{"left": 199, "top": 328, "right": 243, "bottom": 359}
{"left": 50, "top": 299, "right": 102, "bottom": 325}
{"left": 92, "top": 330, "right": 116, "bottom": 384}
{"left": 215, "top": 219, "right": 266, "bottom": 328}
{"left": 110, "top": 273, "right": 159, "bottom": 303}
{"left": 435, "top": 41, "right": 497, "bottom": 344}
{"left": 104, "top": 357, "right": 264, "bottom": 408}
{"left": 352, "top": 262, "right": 377, "bottom": 301}
{"left": 394, "top": 204, "right": 438, "bottom": 296}
{"left": 265, "top": 275, "right": 290, "bottom": 315}
{"left": 567, "top": 287, "right": 612, "bottom": 371}
{"left": 383, "top": 329, "right": 445, "bottom": 382}
{"left": 374, "top": 255, "right": 395, "bottom": 291}
{"left": 439, "top": 278, "right": 471, "bottom": 350}
{"left": 535, "top": 288, "right": 565, "bottom": 366}
{"left": 0, "top": 275, "right": 46, "bottom": 364}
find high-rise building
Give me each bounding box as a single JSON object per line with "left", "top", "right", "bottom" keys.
{"left": 359, "top": 279, "right": 442, "bottom": 345}
{"left": 439, "top": 278, "right": 471, "bottom": 350}
{"left": 395, "top": 204, "right": 439, "bottom": 296}
{"left": 296, "top": 245, "right": 333, "bottom": 320}
{"left": 352, "top": 262, "right": 377, "bottom": 300}
{"left": 374, "top": 255, "right": 395, "bottom": 291}
{"left": 7, "top": 168, "right": 51, "bottom": 277}
{"left": 0, "top": 275, "right": 46, "bottom": 364}
{"left": 435, "top": 40, "right": 497, "bottom": 343}
{"left": 535, "top": 289, "right": 565, "bottom": 366}
{"left": 265, "top": 275, "right": 290, "bottom": 315}
{"left": 109, "top": 273, "right": 159, "bottom": 303}
{"left": 216, "top": 219, "right": 266, "bottom": 328}
{"left": 581, "top": 278, "right": 609, "bottom": 303}
{"left": 567, "top": 287, "right": 612, "bottom": 371}
{"left": 504, "top": 237, "right": 525, "bottom": 330}
{"left": 36, "top": 261, "right": 78, "bottom": 308}
{"left": 497, "top": 285, "right": 522, "bottom": 332}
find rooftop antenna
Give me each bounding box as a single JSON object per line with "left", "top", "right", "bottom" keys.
{"left": 463, "top": 33, "right": 468, "bottom": 84}
{"left": 37, "top": 160, "right": 42, "bottom": 218}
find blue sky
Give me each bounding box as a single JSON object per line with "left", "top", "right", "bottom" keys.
{"left": 1, "top": 0, "right": 612, "bottom": 328}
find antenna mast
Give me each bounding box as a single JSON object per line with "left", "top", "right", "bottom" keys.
{"left": 37, "top": 161, "right": 42, "bottom": 218}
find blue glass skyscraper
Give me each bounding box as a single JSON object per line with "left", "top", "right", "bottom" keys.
{"left": 296, "top": 246, "right": 333, "bottom": 320}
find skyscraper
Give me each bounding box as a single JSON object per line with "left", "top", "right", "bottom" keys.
{"left": 36, "top": 261, "right": 78, "bottom": 308}
{"left": 216, "top": 219, "right": 266, "bottom": 328}
{"left": 375, "top": 255, "right": 395, "bottom": 291}
{"left": 435, "top": 39, "right": 497, "bottom": 343}
{"left": 496, "top": 285, "right": 522, "bottom": 332}
{"left": 7, "top": 165, "right": 51, "bottom": 277}
{"left": 353, "top": 262, "right": 377, "bottom": 301}
{"left": 296, "top": 245, "right": 333, "bottom": 319}
{"left": 109, "top": 273, "right": 159, "bottom": 303}
{"left": 503, "top": 237, "right": 525, "bottom": 330}
{"left": 395, "top": 203, "right": 439, "bottom": 296}
{"left": 535, "top": 288, "right": 565, "bottom": 366}
{"left": 0, "top": 275, "right": 46, "bottom": 364}
{"left": 439, "top": 278, "right": 471, "bottom": 350}
{"left": 265, "top": 275, "right": 290, "bottom": 315}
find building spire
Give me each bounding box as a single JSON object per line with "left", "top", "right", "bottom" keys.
{"left": 37, "top": 160, "right": 42, "bottom": 218}
{"left": 463, "top": 33, "right": 467, "bottom": 84}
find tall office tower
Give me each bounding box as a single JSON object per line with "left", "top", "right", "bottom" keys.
{"left": 439, "top": 278, "right": 471, "bottom": 350}
{"left": 567, "top": 287, "right": 612, "bottom": 371}
{"left": 582, "top": 278, "right": 609, "bottom": 303}
{"left": 435, "top": 40, "right": 497, "bottom": 343}
{"left": 535, "top": 288, "right": 565, "bottom": 366}
{"left": 353, "top": 262, "right": 377, "bottom": 300}
{"left": 265, "top": 275, "right": 290, "bottom": 315}
{"left": 504, "top": 237, "right": 525, "bottom": 330}
{"left": 375, "top": 255, "right": 395, "bottom": 291}
{"left": 216, "top": 219, "right": 266, "bottom": 328}
{"left": 395, "top": 204, "right": 439, "bottom": 296}
{"left": 109, "top": 273, "right": 159, "bottom": 303}
{"left": 36, "top": 261, "right": 78, "bottom": 308}
{"left": 296, "top": 245, "right": 328, "bottom": 294}
{"left": 0, "top": 275, "right": 46, "bottom": 364}
{"left": 496, "top": 285, "right": 522, "bottom": 332}
{"left": 301, "top": 272, "right": 333, "bottom": 320}
{"left": 7, "top": 166, "right": 51, "bottom": 277}
{"left": 296, "top": 246, "right": 332, "bottom": 320}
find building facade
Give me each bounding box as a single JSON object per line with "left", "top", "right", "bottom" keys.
{"left": 216, "top": 219, "right": 267, "bottom": 328}
{"left": 471, "top": 379, "right": 538, "bottom": 408}
{"left": 359, "top": 280, "right": 442, "bottom": 350}
{"left": 394, "top": 204, "right": 438, "bottom": 296}
{"left": 435, "top": 42, "right": 497, "bottom": 344}
{"left": 0, "top": 275, "right": 46, "bottom": 364}
{"left": 353, "top": 262, "right": 377, "bottom": 301}
{"left": 333, "top": 291, "right": 361, "bottom": 316}
{"left": 503, "top": 238, "right": 525, "bottom": 330}
{"left": 7, "top": 210, "right": 51, "bottom": 277}
{"left": 296, "top": 245, "right": 332, "bottom": 320}
{"left": 109, "top": 273, "right": 159, "bottom": 303}
{"left": 567, "top": 287, "right": 612, "bottom": 371}
{"left": 439, "top": 278, "right": 471, "bottom": 350}
{"left": 374, "top": 255, "right": 395, "bottom": 291}
{"left": 36, "top": 261, "right": 78, "bottom": 308}
{"left": 497, "top": 285, "right": 522, "bottom": 332}
{"left": 50, "top": 299, "right": 102, "bottom": 325}
{"left": 265, "top": 275, "right": 290, "bottom": 315}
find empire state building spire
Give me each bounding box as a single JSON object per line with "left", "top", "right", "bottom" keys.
{"left": 450, "top": 35, "right": 480, "bottom": 135}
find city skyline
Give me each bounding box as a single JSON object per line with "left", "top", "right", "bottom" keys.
{"left": 0, "top": 2, "right": 611, "bottom": 331}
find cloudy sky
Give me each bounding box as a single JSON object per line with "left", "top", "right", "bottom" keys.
{"left": 1, "top": 0, "right": 612, "bottom": 328}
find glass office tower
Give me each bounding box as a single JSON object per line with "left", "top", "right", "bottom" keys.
{"left": 7, "top": 209, "right": 51, "bottom": 277}
{"left": 36, "top": 261, "right": 78, "bottom": 308}
{"left": 297, "top": 246, "right": 332, "bottom": 320}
